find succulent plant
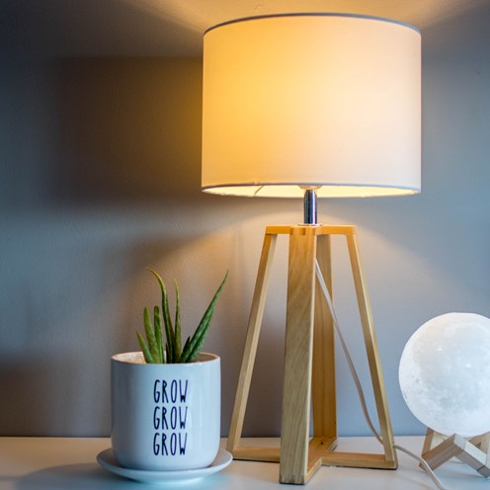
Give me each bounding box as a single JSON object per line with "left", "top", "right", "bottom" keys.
{"left": 136, "top": 269, "right": 228, "bottom": 363}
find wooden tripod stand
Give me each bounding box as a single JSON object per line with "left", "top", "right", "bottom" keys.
{"left": 421, "top": 428, "right": 490, "bottom": 477}
{"left": 227, "top": 224, "right": 397, "bottom": 484}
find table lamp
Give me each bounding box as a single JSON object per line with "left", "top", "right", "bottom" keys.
{"left": 201, "top": 13, "right": 421, "bottom": 484}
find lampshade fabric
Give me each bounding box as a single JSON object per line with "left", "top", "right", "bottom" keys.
{"left": 201, "top": 14, "right": 421, "bottom": 198}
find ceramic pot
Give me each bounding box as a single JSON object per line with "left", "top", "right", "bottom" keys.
{"left": 111, "top": 351, "right": 220, "bottom": 471}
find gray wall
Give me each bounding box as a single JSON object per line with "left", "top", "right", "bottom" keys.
{"left": 1, "top": 5, "right": 490, "bottom": 437}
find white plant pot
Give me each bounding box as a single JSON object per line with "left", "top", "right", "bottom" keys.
{"left": 111, "top": 351, "right": 220, "bottom": 471}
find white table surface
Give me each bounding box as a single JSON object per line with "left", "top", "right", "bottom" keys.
{"left": 0, "top": 436, "right": 487, "bottom": 489}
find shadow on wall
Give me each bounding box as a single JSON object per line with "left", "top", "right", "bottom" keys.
{"left": 0, "top": 353, "right": 78, "bottom": 436}
{"left": 53, "top": 57, "right": 203, "bottom": 204}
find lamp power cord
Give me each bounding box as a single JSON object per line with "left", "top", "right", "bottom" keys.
{"left": 314, "top": 260, "right": 449, "bottom": 490}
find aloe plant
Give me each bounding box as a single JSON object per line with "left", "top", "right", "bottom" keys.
{"left": 137, "top": 269, "right": 228, "bottom": 363}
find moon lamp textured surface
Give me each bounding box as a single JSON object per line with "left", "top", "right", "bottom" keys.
{"left": 399, "top": 312, "right": 490, "bottom": 437}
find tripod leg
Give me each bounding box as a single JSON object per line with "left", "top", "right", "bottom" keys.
{"left": 312, "top": 235, "right": 337, "bottom": 441}
{"left": 346, "top": 231, "right": 397, "bottom": 467}
{"left": 280, "top": 229, "right": 317, "bottom": 484}
{"left": 227, "top": 232, "right": 277, "bottom": 453}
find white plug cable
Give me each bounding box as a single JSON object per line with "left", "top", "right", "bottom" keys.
{"left": 314, "top": 260, "right": 449, "bottom": 490}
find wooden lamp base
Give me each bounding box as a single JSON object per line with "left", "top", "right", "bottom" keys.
{"left": 226, "top": 224, "right": 397, "bottom": 484}
{"left": 421, "top": 428, "right": 490, "bottom": 478}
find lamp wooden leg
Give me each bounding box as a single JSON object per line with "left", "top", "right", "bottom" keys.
{"left": 227, "top": 232, "right": 277, "bottom": 454}
{"left": 312, "top": 235, "right": 337, "bottom": 442}
{"left": 280, "top": 229, "right": 317, "bottom": 484}
{"left": 344, "top": 232, "right": 397, "bottom": 467}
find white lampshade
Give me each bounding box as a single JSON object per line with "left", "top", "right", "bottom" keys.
{"left": 201, "top": 14, "right": 421, "bottom": 198}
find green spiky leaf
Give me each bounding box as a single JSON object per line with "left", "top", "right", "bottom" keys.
{"left": 154, "top": 305, "right": 164, "bottom": 363}
{"left": 143, "top": 307, "right": 159, "bottom": 362}
{"left": 174, "top": 280, "right": 182, "bottom": 360}
{"left": 137, "top": 331, "right": 154, "bottom": 363}
{"left": 148, "top": 269, "right": 176, "bottom": 363}
{"left": 180, "top": 271, "right": 228, "bottom": 363}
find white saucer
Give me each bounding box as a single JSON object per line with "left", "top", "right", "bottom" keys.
{"left": 96, "top": 448, "right": 232, "bottom": 485}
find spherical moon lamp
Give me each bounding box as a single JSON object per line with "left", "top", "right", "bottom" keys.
{"left": 399, "top": 312, "right": 490, "bottom": 437}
